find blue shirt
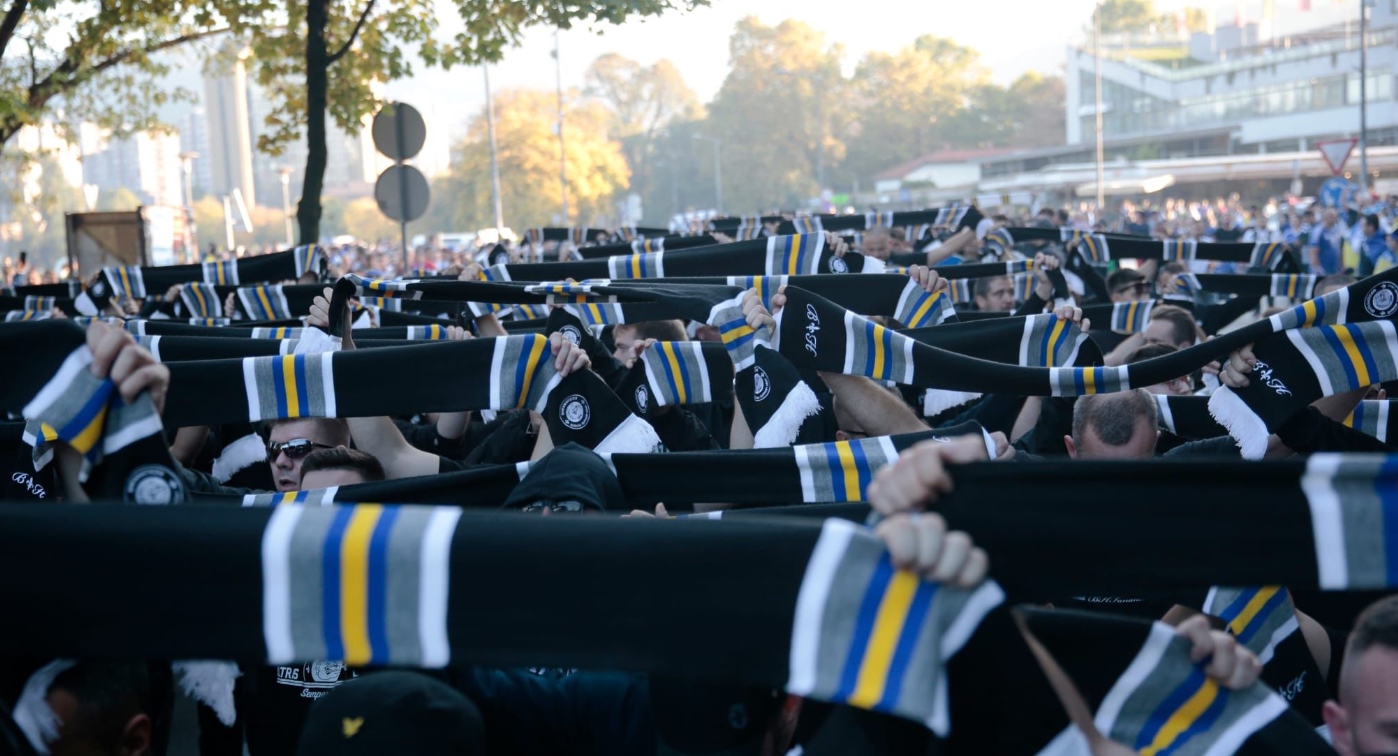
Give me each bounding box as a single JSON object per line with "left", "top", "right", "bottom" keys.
{"left": 1309, "top": 224, "right": 1345, "bottom": 275}
{"left": 1362, "top": 232, "right": 1389, "bottom": 276}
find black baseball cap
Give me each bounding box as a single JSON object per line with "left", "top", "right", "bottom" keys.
{"left": 295, "top": 671, "right": 484, "bottom": 756}
{"left": 650, "top": 676, "right": 783, "bottom": 756}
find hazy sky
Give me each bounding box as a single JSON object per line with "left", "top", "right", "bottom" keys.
{"left": 383, "top": 0, "right": 1353, "bottom": 158}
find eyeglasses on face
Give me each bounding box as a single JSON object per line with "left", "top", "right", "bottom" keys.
{"left": 266, "top": 438, "right": 333, "bottom": 462}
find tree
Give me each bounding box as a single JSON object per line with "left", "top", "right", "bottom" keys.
{"left": 0, "top": 0, "right": 226, "bottom": 148}
{"left": 961, "top": 72, "right": 1066, "bottom": 150}
{"left": 585, "top": 53, "right": 700, "bottom": 202}
{"left": 843, "top": 35, "right": 985, "bottom": 184}
{"left": 97, "top": 187, "right": 142, "bottom": 212}
{"left": 1094, "top": 0, "right": 1159, "bottom": 35}
{"left": 438, "top": 88, "right": 629, "bottom": 230}
{"left": 705, "top": 17, "right": 849, "bottom": 211}
{"left": 341, "top": 196, "right": 397, "bottom": 242}
{"left": 233, "top": 0, "right": 707, "bottom": 248}
{"left": 1181, "top": 7, "right": 1209, "bottom": 34}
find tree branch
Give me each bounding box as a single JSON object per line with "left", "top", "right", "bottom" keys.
{"left": 327, "top": 0, "right": 375, "bottom": 64}
{"left": 0, "top": 0, "right": 27, "bottom": 61}
{"left": 30, "top": 27, "right": 228, "bottom": 108}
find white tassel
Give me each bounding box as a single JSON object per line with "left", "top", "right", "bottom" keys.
{"left": 173, "top": 661, "right": 242, "bottom": 727}
{"left": 14, "top": 659, "right": 76, "bottom": 754}
{"left": 294, "top": 328, "right": 341, "bottom": 354}
{"left": 753, "top": 380, "right": 822, "bottom": 449}
{"left": 593, "top": 413, "right": 662, "bottom": 455}
{"left": 1207, "top": 387, "right": 1268, "bottom": 460}
{"left": 211, "top": 433, "right": 267, "bottom": 483}
{"left": 923, "top": 389, "right": 983, "bottom": 418}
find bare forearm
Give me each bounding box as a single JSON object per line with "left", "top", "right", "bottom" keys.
{"left": 169, "top": 425, "right": 209, "bottom": 467}
{"left": 435, "top": 410, "right": 472, "bottom": 441}
{"left": 821, "top": 372, "right": 927, "bottom": 436}
{"left": 348, "top": 415, "right": 438, "bottom": 479}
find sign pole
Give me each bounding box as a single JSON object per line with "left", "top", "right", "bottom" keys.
{"left": 394, "top": 103, "right": 411, "bottom": 273}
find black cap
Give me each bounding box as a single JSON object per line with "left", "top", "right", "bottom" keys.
{"left": 295, "top": 671, "right": 484, "bottom": 756}
{"left": 502, "top": 442, "right": 624, "bottom": 513}
{"left": 650, "top": 677, "right": 782, "bottom": 756}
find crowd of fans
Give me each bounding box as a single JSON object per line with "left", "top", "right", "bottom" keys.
{"left": 5, "top": 194, "right": 1398, "bottom": 756}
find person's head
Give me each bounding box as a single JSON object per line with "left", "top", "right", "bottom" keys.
{"left": 973, "top": 275, "right": 1015, "bottom": 313}
{"left": 266, "top": 417, "right": 351, "bottom": 492}
{"left": 1323, "top": 209, "right": 1340, "bottom": 228}
{"left": 1107, "top": 269, "right": 1149, "bottom": 303}
{"left": 296, "top": 672, "right": 484, "bottom": 756}
{"left": 299, "top": 447, "right": 385, "bottom": 490}
{"left": 1127, "top": 343, "right": 1192, "bottom": 395}
{"left": 1065, "top": 390, "right": 1159, "bottom": 460}
{"left": 1324, "top": 595, "right": 1398, "bottom": 756}
{"left": 612, "top": 320, "right": 687, "bottom": 362}
{"left": 1317, "top": 274, "right": 1358, "bottom": 297}
{"left": 1143, "top": 305, "right": 1198, "bottom": 350}
{"left": 1365, "top": 213, "right": 1381, "bottom": 235}
{"left": 1389, "top": 230, "right": 1398, "bottom": 254}
{"left": 43, "top": 661, "right": 153, "bottom": 756}
{"left": 860, "top": 227, "right": 892, "bottom": 260}
{"left": 1155, "top": 261, "right": 1187, "bottom": 293}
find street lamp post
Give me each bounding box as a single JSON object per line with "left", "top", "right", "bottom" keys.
{"left": 1359, "top": 0, "right": 1373, "bottom": 198}
{"left": 484, "top": 64, "right": 505, "bottom": 232}
{"left": 553, "top": 29, "right": 569, "bottom": 224}
{"left": 692, "top": 135, "right": 722, "bottom": 216}
{"left": 278, "top": 167, "right": 294, "bottom": 247}
{"left": 1094, "top": 2, "right": 1106, "bottom": 214}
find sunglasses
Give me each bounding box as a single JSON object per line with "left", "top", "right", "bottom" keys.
{"left": 266, "top": 438, "right": 333, "bottom": 462}
{"left": 1114, "top": 281, "right": 1149, "bottom": 295}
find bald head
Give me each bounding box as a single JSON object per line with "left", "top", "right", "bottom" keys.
{"left": 1066, "top": 390, "right": 1159, "bottom": 460}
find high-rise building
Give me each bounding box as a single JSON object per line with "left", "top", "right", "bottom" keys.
{"left": 203, "top": 46, "right": 256, "bottom": 206}
{"left": 182, "top": 106, "right": 212, "bottom": 198}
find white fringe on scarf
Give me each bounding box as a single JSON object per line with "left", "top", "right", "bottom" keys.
{"left": 14, "top": 659, "right": 75, "bottom": 754}
{"left": 593, "top": 413, "right": 663, "bottom": 455}
{"left": 923, "top": 389, "right": 983, "bottom": 419}
{"left": 753, "top": 379, "right": 822, "bottom": 449}
{"left": 173, "top": 661, "right": 242, "bottom": 727}
{"left": 211, "top": 433, "right": 266, "bottom": 483}
{"left": 1206, "top": 386, "right": 1269, "bottom": 460}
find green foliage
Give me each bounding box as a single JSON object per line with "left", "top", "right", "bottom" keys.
{"left": 1094, "top": 0, "right": 1160, "bottom": 35}
{"left": 0, "top": 0, "right": 224, "bottom": 147}
{"left": 703, "top": 17, "right": 848, "bottom": 212}
{"left": 437, "top": 88, "right": 630, "bottom": 230}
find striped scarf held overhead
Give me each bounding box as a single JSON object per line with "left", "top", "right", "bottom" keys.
{"left": 0, "top": 500, "right": 1002, "bottom": 736}
{"left": 900, "top": 312, "right": 1098, "bottom": 416}
{"left": 1016, "top": 608, "right": 1326, "bottom": 756}
{"left": 152, "top": 336, "right": 561, "bottom": 428}
{"left": 1209, "top": 319, "right": 1398, "bottom": 457}
{"left": 777, "top": 267, "right": 1398, "bottom": 410}
{"left": 91, "top": 246, "right": 323, "bottom": 301}
{"left": 233, "top": 427, "right": 990, "bottom": 509}
{"left": 998, "top": 226, "right": 1297, "bottom": 270}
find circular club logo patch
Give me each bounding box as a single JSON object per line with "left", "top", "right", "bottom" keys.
{"left": 559, "top": 394, "right": 591, "bottom": 430}
{"left": 828, "top": 256, "right": 849, "bottom": 274}
{"left": 753, "top": 366, "right": 772, "bottom": 402}
{"left": 634, "top": 383, "right": 650, "bottom": 413}
{"left": 559, "top": 325, "right": 582, "bottom": 345}
{"left": 1365, "top": 281, "right": 1398, "bottom": 319}
{"left": 124, "top": 465, "right": 184, "bottom": 505}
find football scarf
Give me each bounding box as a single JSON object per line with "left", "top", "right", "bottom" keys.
{"left": 776, "top": 270, "right": 1398, "bottom": 422}
{"left": 90, "top": 246, "right": 323, "bottom": 300}
{"left": 1343, "top": 399, "right": 1398, "bottom": 443}
{"left": 541, "top": 369, "right": 661, "bottom": 455}
{"left": 479, "top": 234, "right": 874, "bottom": 282}
{"left": 153, "top": 337, "right": 562, "bottom": 428}
{"left": 232, "top": 428, "right": 983, "bottom": 509}
{"left": 1015, "top": 607, "right": 1330, "bottom": 755}
{"left": 575, "top": 234, "right": 719, "bottom": 259}
{"left": 1208, "top": 319, "right": 1398, "bottom": 458}
{"left": 707, "top": 208, "right": 977, "bottom": 237}
{"left": 997, "top": 227, "right": 1297, "bottom": 269}
{"left": 900, "top": 313, "right": 1098, "bottom": 416}
{"left": 0, "top": 502, "right": 1002, "bottom": 736}
{"left": 10, "top": 322, "right": 183, "bottom": 504}
{"left": 1154, "top": 394, "right": 1228, "bottom": 440}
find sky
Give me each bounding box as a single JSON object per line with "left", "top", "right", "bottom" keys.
{"left": 383, "top": 0, "right": 1355, "bottom": 161}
